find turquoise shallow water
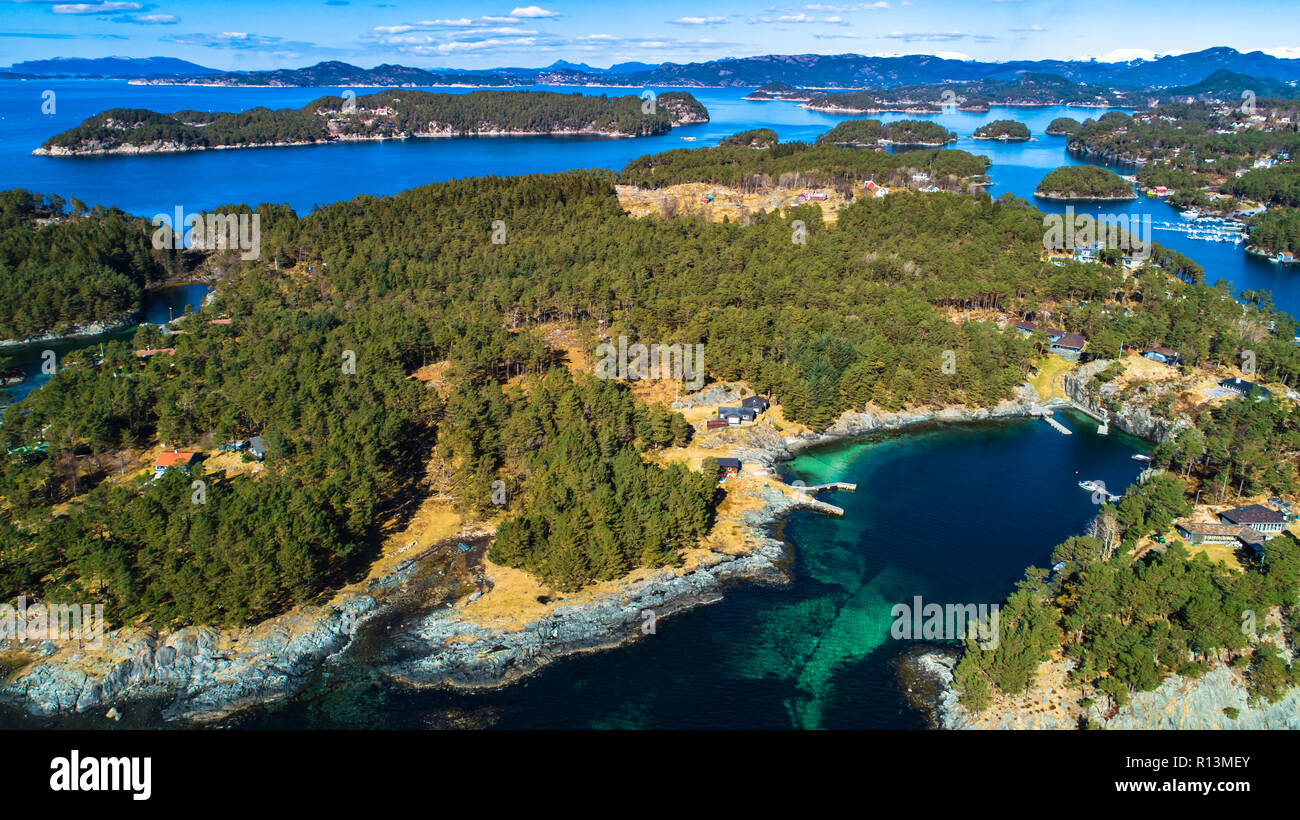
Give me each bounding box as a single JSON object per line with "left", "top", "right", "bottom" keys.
{"left": 0, "top": 82, "right": 1265, "bottom": 728}
{"left": 225, "top": 409, "right": 1143, "bottom": 730}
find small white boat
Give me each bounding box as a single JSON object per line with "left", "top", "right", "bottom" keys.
{"left": 1079, "top": 479, "right": 1122, "bottom": 501}
{"left": 1180, "top": 209, "right": 1201, "bottom": 220}
{"left": 1132, "top": 454, "right": 1153, "bottom": 462}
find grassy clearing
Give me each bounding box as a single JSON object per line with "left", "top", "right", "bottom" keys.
{"left": 1028, "top": 355, "right": 1074, "bottom": 402}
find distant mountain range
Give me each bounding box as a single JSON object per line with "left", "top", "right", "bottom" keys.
{"left": 6, "top": 48, "right": 1300, "bottom": 93}
{"left": 4, "top": 56, "right": 218, "bottom": 78}
{"left": 1156, "top": 68, "right": 1300, "bottom": 101}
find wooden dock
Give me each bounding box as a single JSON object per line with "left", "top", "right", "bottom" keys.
{"left": 803, "top": 482, "right": 857, "bottom": 493}
{"left": 1039, "top": 410, "right": 1073, "bottom": 435}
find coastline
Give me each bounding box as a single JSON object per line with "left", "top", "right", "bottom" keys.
{"left": 31, "top": 125, "right": 692, "bottom": 158}
{"left": 0, "top": 393, "right": 1041, "bottom": 724}
{"left": 904, "top": 649, "right": 1300, "bottom": 730}
{"left": 1033, "top": 191, "right": 1139, "bottom": 201}
{"left": 0, "top": 313, "right": 137, "bottom": 349}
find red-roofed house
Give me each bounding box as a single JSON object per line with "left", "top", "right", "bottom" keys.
{"left": 135, "top": 348, "right": 176, "bottom": 358}
{"left": 154, "top": 450, "right": 198, "bottom": 478}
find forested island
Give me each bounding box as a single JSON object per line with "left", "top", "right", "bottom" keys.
{"left": 801, "top": 74, "right": 1133, "bottom": 116}
{"left": 1068, "top": 103, "right": 1300, "bottom": 171}
{"left": 1035, "top": 165, "right": 1137, "bottom": 200}
{"left": 1045, "top": 117, "right": 1082, "bottom": 136}
{"left": 816, "top": 119, "right": 957, "bottom": 148}
{"left": 742, "top": 83, "right": 813, "bottom": 102}
{"left": 620, "top": 136, "right": 984, "bottom": 189}
{"left": 35, "top": 89, "right": 710, "bottom": 156}
{"left": 0, "top": 190, "right": 169, "bottom": 341}
{"left": 802, "top": 91, "right": 941, "bottom": 115}
{"left": 5, "top": 123, "right": 1300, "bottom": 723}
{"left": 972, "top": 120, "right": 1031, "bottom": 141}
{"left": 1062, "top": 101, "right": 1300, "bottom": 252}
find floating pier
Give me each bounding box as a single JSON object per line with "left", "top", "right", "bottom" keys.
{"left": 1043, "top": 415, "right": 1073, "bottom": 435}
{"left": 1033, "top": 406, "right": 1073, "bottom": 435}
{"left": 803, "top": 482, "right": 858, "bottom": 492}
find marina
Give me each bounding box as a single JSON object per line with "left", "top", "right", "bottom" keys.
{"left": 1152, "top": 217, "right": 1247, "bottom": 244}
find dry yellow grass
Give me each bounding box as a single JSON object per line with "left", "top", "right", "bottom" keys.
{"left": 1027, "top": 355, "right": 1075, "bottom": 402}
{"left": 615, "top": 182, "right": 853, "bottom": 225}
{"left": 457, "top": 384, "right": 802, "bottom": 630}
{"left": 410, "top": 360, "right": 454, "bottom": 399}
{"left": 1111, "top": 351, "right": 1178, "bottom": 390}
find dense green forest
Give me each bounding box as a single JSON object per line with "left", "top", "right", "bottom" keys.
{"left": 719, "top": 128, "right": 779, "bottom": 148}
{"left": 803, "top": 91, "right": 940, "bottom": 114}
{"left": 3, "top": 131, "right": 1296, "bottom": 631}
{"left": 816, "top": 119, "right": 957, "bottom": 147}
{"left": 1245, "top": 207, "right": 1300, "bottom": 254}
{"left": 484, "top": 372, "right": 716, "bottom": 590}
{"left": 973, "top": 120, "right": 1031, "bottom": 140}
{"left": 41, "top": 89, "right": 708, "bottom": 152}
{"left": 1045, "top": 117, "right": 1082, "bottom": 136}
{"left": 955, "top": 474, "right": 1300, "bottom": 715}
{"left": 1035, "top": 165, "right": 1137, "bottom": 199}
{"left": 620, "top": 139, "right": 985, "bottom": 190}
{"left": 1230, "top": 162, "right": 1300, "bottom": 208}
{"left": 0, "top": 190, "right": 167, "bottom": 339}
{"left": 1069, "top": 103, "right": 1300, "bottom": 169}
{"left": 956, "top": 384, "right": 1300, "bottom": 715}
{"left": 802, "top": 74, "right": 1127, "bottom": 112}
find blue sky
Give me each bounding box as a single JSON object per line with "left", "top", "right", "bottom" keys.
{"left": 3, "top": 0, "right": 1300, "bottom": 71}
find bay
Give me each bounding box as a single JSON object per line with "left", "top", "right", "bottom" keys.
{"left": 228, "top": 409, "right": 1144, "bottom": 730}
{"left": 0, "top": 81, "right": 1257, "bottom": 729}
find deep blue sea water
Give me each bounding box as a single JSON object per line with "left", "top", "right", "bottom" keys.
{"left": 228, "top": 410, "right": 1143, "bottom": 730}
{"left": 0, "top": 81, "right": 1273, "bottom": 728}
{"left": 2, "top": 81, "right": 1295, "bottom": 315}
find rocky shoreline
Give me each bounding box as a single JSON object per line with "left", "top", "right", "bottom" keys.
{"left": 34, "top": 114, "right": 708, "bottom": 158}
{"left": 901, "top": 649, "right": 1300, "bottom": 730}
{"left": 0, "top": 394, "right": 1045, "bottom": 724}
{"left": 2, "top": 378, "right": 1201, "bottom": 726}
{"left": 0, "top": 313, "right": 137, "bottom": 349}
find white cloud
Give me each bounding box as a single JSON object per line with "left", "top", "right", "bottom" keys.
{"left": 1082, "top": 48, "right": 1187, "bottom": 62}
{"left": 884, "top": 30, "right": 994, "bottom": 43}
{"left": 668, "top": 16, "right": 727, "bottom": 25}
{"left": 1260, "top": 46, "right": 1300, "bottom": 59}
{"left": 749, "top": 13, "right": 848, "bottom": 24}
{"left": 509, "top": 5, "right": 558, "bottom": 17}
{"left": 115, "top": 12, "right": 178, "bottom": 24}
{"left": 53, "top": 2, "right": 141, "bottom": 13}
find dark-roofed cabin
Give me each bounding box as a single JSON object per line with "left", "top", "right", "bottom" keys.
{"left": 717, "top": 407, "right": 757, "bottom": 424}
{"left": 1219, "top": 378, "right": 1272, "bottom": 401}
{"left": 1218, "top": 504, "right": 1286, "bottom": 536}
{"left": 1235, "top": 526, "right": 1268, "bottom": 557}
{"left": 1142, "top": 345, "right": 1181, "bottom": 366}
{"left": 1050, "top": 334, "right": 1086, "bottom": 361}
{"left": 740, "top": 395, "right": 770, "bottom": 413}
{"left": 247, "top": 436, "right": 266, "bottom": 461}
{"left": 715, "top": 457, "right": 742, "bottom": 476}
{"left": 1013, "top": 320, "right": 1086, "bottom": 361}
{"left": 1174, "top": 521, "right": 1243, "bottom": 545}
